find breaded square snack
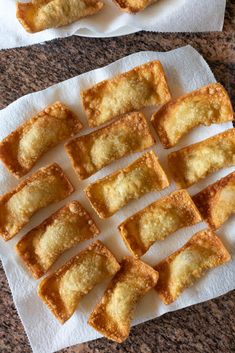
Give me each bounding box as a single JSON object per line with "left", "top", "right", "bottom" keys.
{"left": 168, "top": 129, "right": 235, "bottom": 188}
{"left": 0, "top": 163, "right": 74, "bottom": 240}
{"left": 193, "top": 171, "right": 235, "bottom": 230}
{"left": 0, "top": 102, "right": 83, "bottom": 178}
{"left": 155, "top": 229, "right": 231, "bottom": 304}
{"left": 16, "top": 0, "right": 104, "bottom": 33}
{"left": 88, "top": 257, "right": 158, "bottom": 342}
{"left": 16, "top": 201, "right": 100, "bottom": 278}
{"left": 38, "top": 240, "right": 120, "bottom": 323}
{"left": 65, "top": 112, "right": 155, "bottom": 180}
{"left": 119, "top": 190, "right": 202, "bottom": 257}
{"left": 151, "top": 83, "right": 233, "bottom": 148}
{"left": 81, "top": 61, "right": 171, "bottom": 127}
{"left": 85, "top": 151, "right": 169, "bottom": 218}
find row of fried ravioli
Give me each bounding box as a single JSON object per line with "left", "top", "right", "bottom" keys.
{"left": 16, "top": 0, "right": 156, "bottom": 34}
{"left": 0, "top": 60, "right": 234, "bottom": 342}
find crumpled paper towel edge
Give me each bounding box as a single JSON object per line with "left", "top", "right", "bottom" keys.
{"left": 0, "top": 0, "right": 226, "bottom": 49}
{"left": 76, "top": 0, "right": 227, "bottom": 37}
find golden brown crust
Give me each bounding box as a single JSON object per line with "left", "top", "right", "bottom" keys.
{"left": 155, "top": 229, "right": 231, "bottom": 304}
{"left": 16, "top": 201, "right": 100, "bottom": 279}
{"left": 168, "top": 128, "right": 235, "bottom": 188}
{"left": 193, "top": 171, "right": 235, "bottom": 230}
{"left": 85, "top": 151, "right": 169, "bottom": 219}
{"left": 65, "top": 112, "right": 156, "bottom": 180}
{"left": 16, "top": 0, "right": 104, "bottom": 33}
{"left": 118, "top": 190, "right": 202, "bottom": 257}
{"left": 16, "top": 2, "right": 35, "bottom": 33}
{"left": 38, "top": 240, "right": 120, "bottom": 323}
{"left": 151, "top": 83, "right": 234, "bottom": 148}
{"left": 88, "top": 257, "right": 159, "bottom": 343}
{"left": 81, "top": 61, "right": 171, "bottom": 127}
{"left": 113, "top": 0, "right": 157, "bottom": 13}
{"left": 0, "top": 102, "right": 83, "bottom": 178}
{"left": 0, "top": 163, "right": 74, "bottom": 241}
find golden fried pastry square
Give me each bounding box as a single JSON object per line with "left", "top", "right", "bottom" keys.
{"left": 193, "top": 171, "right": 235, "bottom": 230}
{"left": 0, "top": 102, "right": 83, "bottom": 178}
{"left": 16, "top": 201, "right": 100, "bottom": 279}
{"left": 65, "top": 112, "right": 155, "bottom": 180}
{"left": 168, "top": 129, "right": 235, "bottom": 188}
{"left": 119, "top": 190, "right": 202, "bottom": 257}
{"left": 155, "top": 229, "right": 231, "bottom": 304}
{"left": 16, "top": 0, "right": 104, "bottom": 33}
{"left": 0, "top": 163, "right": 74, "bottom": 241}
{"left": 151, "top": 83, "right": 234, "bottom": 148}
{"left": 85, "top": 151, "right": 169, "bottom": 218}
{"left": 113, "top": 0, "right": 157, "bottom": 13}
{"left": 38, "top": 240, "right": 120, "bottom": 323}
{"left": 81, "top": 61, "right": 171, "bottom": 127}
{"left": 88, "top": 257, "right": 158, "bottom": 343}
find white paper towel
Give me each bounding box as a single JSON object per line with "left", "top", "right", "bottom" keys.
{"left": 0, "top": 45, "right": 234, "bottom": 353}
{"left": 0, "top": 0, "right": 226, "bottom": 49}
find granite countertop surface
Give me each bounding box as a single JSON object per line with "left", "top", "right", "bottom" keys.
{"left": 0, "top": 1, "right": 235, "bottom": 353}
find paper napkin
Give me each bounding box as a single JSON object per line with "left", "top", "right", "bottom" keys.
{"left": 0, "top": 0, "right": 226, "bottom": 49}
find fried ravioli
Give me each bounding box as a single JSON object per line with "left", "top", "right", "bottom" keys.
{"left": 85, "top": 151, "right": 169, "bottom": 218}
{"left": 38, "top": 240, "right": 120, "bottom": 323}
{"left": 65, "top": 112, "right": 155, "bottom": 180}
{"left": 155, "top": 229, "right": 231, "bottom": 304}
{"left": 16, "top": 0, "right": 104, "bottom": 33}
{"left": 119, "top": 190, "right": 202, "bottom": 257}
{"left": 81, "top": 61, "right": 171, "bottom": 127}
{"left": 151, "top": 83, "right": 233, "bottom": 148}
{"left": 16, "top": 201, "right": 100, "bottom": 278}
{"left": 168, "top": 129, "right": 235, "bottom": 188}
{"left": 193, "top": 172, "right": 235, "bottom": 230}
{"left": 88, "top": 257, "right": 158, "bottom": 342}
{"left": 113, "top": 0, "right": 157, "bottom": 13}
{"left": 0, "top": 163, "right": 74, "bottom": 240}
{"left": 0, "top": 102, "right": 83, "bottom": 178}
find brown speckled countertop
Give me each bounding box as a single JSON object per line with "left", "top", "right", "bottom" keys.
{"left": 0, "top": 1, "right": 235, "bottom": 352}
